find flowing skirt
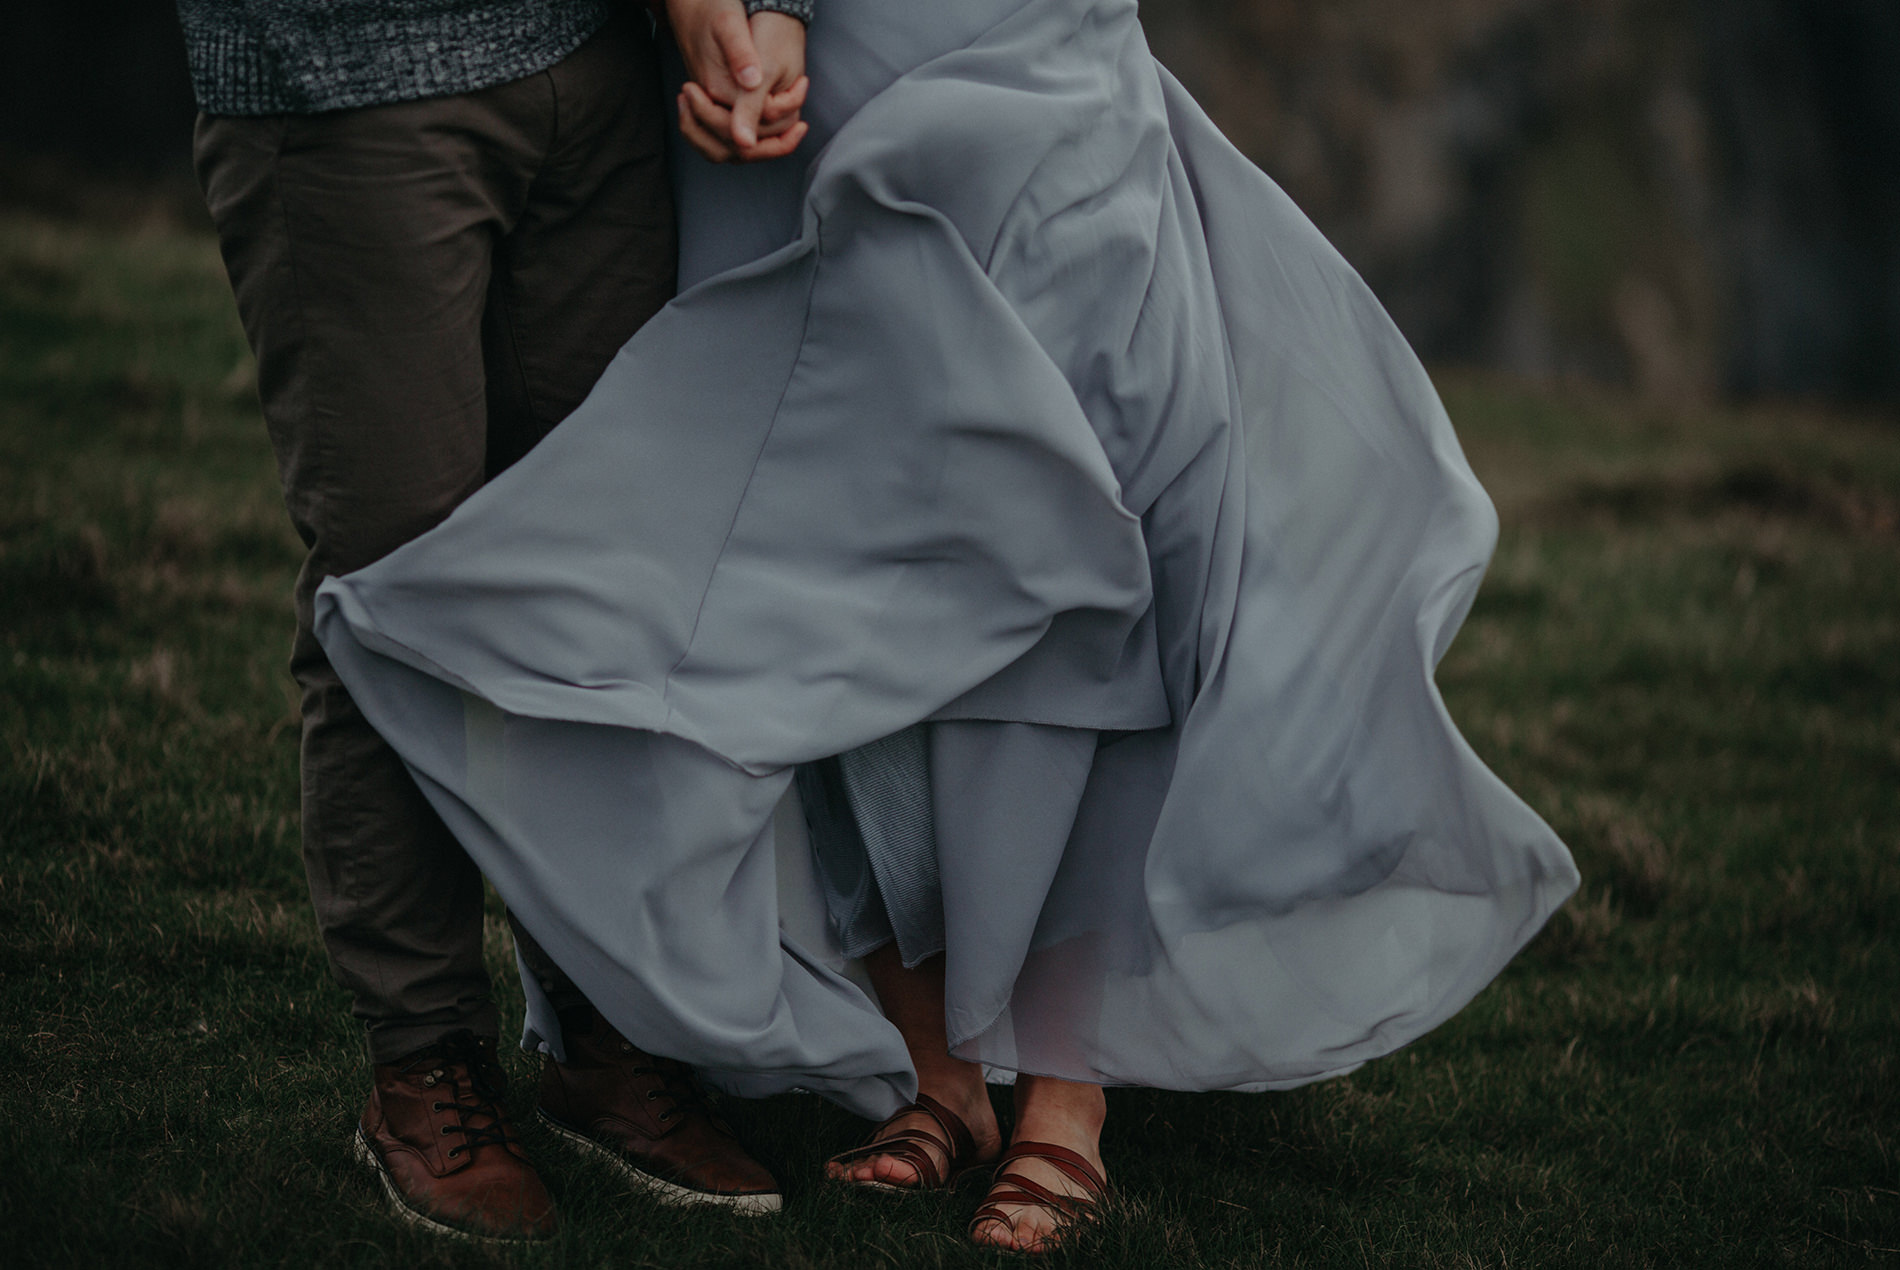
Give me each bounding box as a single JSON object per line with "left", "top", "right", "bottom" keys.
{"left": 313, "top": 0, "right": 1578, "bottom": 1120}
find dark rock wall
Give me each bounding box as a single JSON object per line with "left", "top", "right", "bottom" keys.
{"left": 2, "top": 0, "right": 1894, "bottom": 403}
{"left": 1141, "top": 0, "right": 1899, "bottom": 405}
{"left": 2, "top": 1, "right": 199, "bottom": 176}
{"left": 1703, "top": 0, "right": 1900, "bottom": 401}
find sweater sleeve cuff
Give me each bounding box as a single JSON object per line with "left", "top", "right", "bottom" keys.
{"left": 745, "top": 0, "right": 812, "bottom": 23}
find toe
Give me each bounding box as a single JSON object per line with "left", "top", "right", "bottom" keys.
{"left": 833, "top": 1153, "right": 921, "bottom": 1188}
{"left": 972, "top": 1204, "right": 1050, "bottom": 1252}
{"left": 969, "top": 1213, "right": 1017, "bottom": 1251}
{"left": 1014, "top": 1208, "right": 1058, "bottom": 1253}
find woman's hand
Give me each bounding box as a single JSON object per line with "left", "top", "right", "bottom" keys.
{"left": 667, "top": 1, "right": 810, "bottom": 163}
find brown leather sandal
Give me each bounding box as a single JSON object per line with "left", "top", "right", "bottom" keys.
{"left": 968, "top": 1139, "right": 1109, "bottom": 1252}
{"left": 826, "top": 1091, "right": 994, "bottom": 1193}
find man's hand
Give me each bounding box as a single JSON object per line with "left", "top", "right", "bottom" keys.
{"left": 666, "top": 0, "right": 809, "bottom": 163}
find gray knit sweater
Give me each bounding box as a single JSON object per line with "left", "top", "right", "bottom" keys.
{"left": 176, "top": 0, "right": 814, "bottom": 117}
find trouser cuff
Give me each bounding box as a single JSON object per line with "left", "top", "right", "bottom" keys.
{"left": 366, "top": 1003, "right": 504, "bottom": 1065}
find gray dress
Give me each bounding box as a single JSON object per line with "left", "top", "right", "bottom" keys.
{"left": 314, "top": 0, "right": 1579, "bottom": 1120}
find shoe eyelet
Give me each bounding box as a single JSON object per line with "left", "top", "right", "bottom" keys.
{"left": 431, "top": 1102, "right": 446, "bottom": 1112}
{"left": 423, "top": 1074, "right": 437, "bottom": 1088}
{"left": 441, "top": 1125, "right": 454, "bottom": 1135}
{"left": 645, "top": 1090, "right": 658, "bottom": 1101}
{"left": 447, "top": 1147, "right": 462, "bottom": 1159}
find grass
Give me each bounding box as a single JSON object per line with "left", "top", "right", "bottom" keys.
{"left": 1, "top": 208, "right": 1896, "bottom": 1268}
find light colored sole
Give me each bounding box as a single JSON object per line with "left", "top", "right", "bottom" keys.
{"left": 834, "top": 1174, "right": 916, "bottom": 1196}
{"left": 351, "top": 1128, "right": 545, "bottom": 1244}
{"left": 536, "top": 1110, "right": 783, "bottom": 1216}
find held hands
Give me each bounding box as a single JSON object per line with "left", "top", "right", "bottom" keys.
{"left": 665, "top": 0, "right": 809, "bottom": 163}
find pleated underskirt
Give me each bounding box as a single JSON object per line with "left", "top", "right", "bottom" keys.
{"left": 797, "top": 724, "right": 946, "bottom": 966}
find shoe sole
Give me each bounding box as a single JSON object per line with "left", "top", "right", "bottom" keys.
{"left": 351, "top": 1128, "right": 548, "bottom": 1244}
{"left": 536, "top": 1110, "right": 783, "bottom": 1216}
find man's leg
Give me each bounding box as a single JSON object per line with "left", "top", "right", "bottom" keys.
{"left": 477, "top": 15, "right": 781, "bottom": 1214}
{"left": 197, "top": 98, "right": 530, "bottom": 1061}
{"left": 195, "top": 77, "right": 562, "bottom": 1240}
{"left": 477, "top": 13, "right": 677, "bottom": 1025}
{"left": 480, "top": 12, "right": 679, "bottom": 475}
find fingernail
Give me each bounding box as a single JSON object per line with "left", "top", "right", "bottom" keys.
{"left": 738, "top": 66, "right": 763, "bottom": 89}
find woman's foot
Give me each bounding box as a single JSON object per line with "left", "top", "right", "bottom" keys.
{"left": 969, "top": 1075, "right": 1107, "bottom": 1253}
{"left": 824, "top": 1074, "right": 1002, "bottom": 1189}
{"left": 824, "top": 948, "right": 1001, "bottom": 1190}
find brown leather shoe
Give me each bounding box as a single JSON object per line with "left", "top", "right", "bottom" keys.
{"left": 354, "top": 1031, "right": 557, "bottom": 1242}
{"left": 537, "top": 1008, "right": 782, "bottom": 1215}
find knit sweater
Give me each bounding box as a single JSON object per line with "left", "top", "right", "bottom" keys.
{"left": 176, "top": 0, "right": 815, "bottom": 117}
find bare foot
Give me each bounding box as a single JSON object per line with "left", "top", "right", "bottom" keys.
{"left": 825, "top": 1072, "right": 1002, "bottom": 1189}
{"left": 969, "top": 1075, "right": 1107, "bottom": 1253}
{"left": 826, "top": 947, "right": 1003, "bottom": 1189}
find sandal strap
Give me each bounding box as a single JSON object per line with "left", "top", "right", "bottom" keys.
{"left": 828, "top": 1131, "right": 948, "bottom": 1188}
{"left": 971, "top": 1195, "right": 1095, "bottom": 1234}
{"left": 911, "top": 1091, "right": 978, "bottom": 1163}
{"left": 994, "top": 1139, "right": 1108, "bottom": 1200}
{"left": 968, "top": 1139, "right": 1109, "bottom": 1244}
{"left": 977, "top": 1177, "right": 1093, "bottom": 1215}
{"left": 826, "top": 1091, "right": 981, "bottom": 1190}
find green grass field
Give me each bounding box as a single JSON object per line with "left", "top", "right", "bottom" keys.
{"left": 2, "top": 211, "right": 1896, "bottom": 1268}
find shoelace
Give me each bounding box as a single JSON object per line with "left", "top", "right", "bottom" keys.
{"left": 626, "top": 1051, "right": 711, "bottom": 1127}
{"left": 404, "top": 1032, "right": 520, "bottom": 1160}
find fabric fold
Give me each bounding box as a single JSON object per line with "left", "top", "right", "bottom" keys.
{"left": 314, "top": 0, "right": 1576, "bottom": 1118}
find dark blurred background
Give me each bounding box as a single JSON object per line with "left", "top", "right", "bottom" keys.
{"left": 4, "top": 0, "right": 1897, "bottom": 407}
